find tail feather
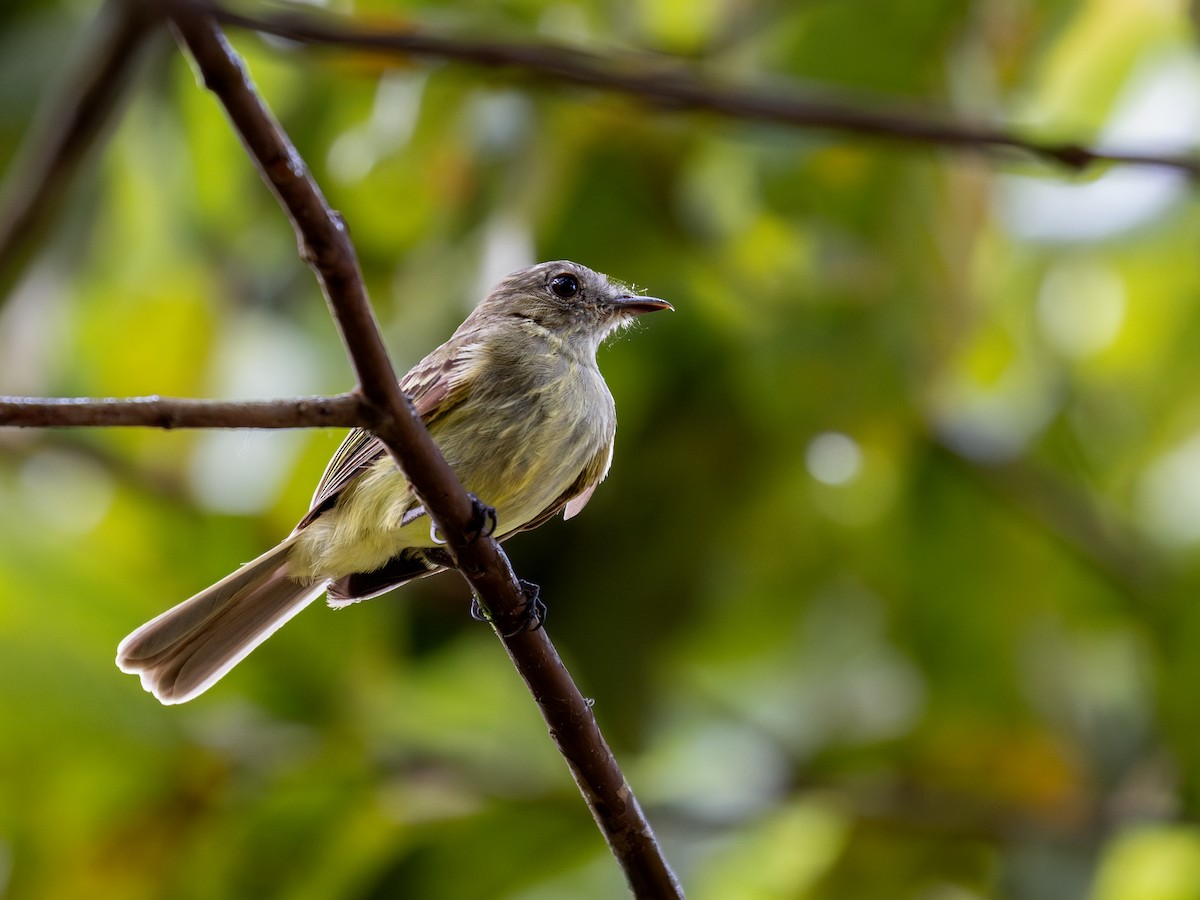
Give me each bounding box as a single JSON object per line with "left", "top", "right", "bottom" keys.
{"left": 116, "top": 538, "right": 327, "bottom": 704}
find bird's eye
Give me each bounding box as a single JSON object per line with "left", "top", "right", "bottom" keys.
{"left": 549, "top": 273, "right": 580, "bottom": 299}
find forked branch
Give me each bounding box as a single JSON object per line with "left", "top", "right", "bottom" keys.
{"left": 165, "top": 6, "right": 683, "bottom": 896}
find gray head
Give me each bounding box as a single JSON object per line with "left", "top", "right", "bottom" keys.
{"left": 476, "top": 260, "right": 671, "bottom": 349}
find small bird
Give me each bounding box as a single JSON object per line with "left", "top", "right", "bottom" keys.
{"left": 116, "top": 261, "right": 671, "bottom": 704}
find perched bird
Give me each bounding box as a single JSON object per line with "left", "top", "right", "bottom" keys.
{"left": 117, "top": 261, "right": 672, "bottom": 704}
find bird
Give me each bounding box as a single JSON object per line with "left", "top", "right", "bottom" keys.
{"left": 116, "top": 260, "right": 672, "bottom": 704}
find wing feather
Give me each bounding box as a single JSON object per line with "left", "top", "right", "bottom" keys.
{"left": 296, "top": 341, "right": 480, "bottom": 530}
{"left": 517, "top": 441, "right": 613, "bottom": 534}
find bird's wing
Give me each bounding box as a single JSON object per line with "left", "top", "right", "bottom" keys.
{"left": 295, "top": 341, "right": 481, "bottom": 530}
{"left": 517, "top": 441, "right": 613, "bottom": 534}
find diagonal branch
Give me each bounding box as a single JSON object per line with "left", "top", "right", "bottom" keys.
{"left": 166, "top": 6, "right": 682, "bottom": 896}
{"left": 0, "top": 393, "right": 365, "bottom": 429}
{"left": 0, "top": 0, "right": 163, "bottom": 297}
{"left": 204, "top": 1, "right": 1200, "bottom": 179}
{"left": 934, "top": 440, "right": 1159, "bottom": 604}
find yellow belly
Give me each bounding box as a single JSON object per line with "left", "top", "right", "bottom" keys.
{"left": 290, "top": 361, "right": 614, "bottom": 579}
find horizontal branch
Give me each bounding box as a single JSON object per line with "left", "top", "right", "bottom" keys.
{"left": 0, "top": 392, "right": 366, "bottom": 429}
{"left": 205, "top": 1, "right": 1200, "bottom": 179}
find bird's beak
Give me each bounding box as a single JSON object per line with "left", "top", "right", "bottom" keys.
{"left": 611, "top": 295, "right": 674, "bottom": 316}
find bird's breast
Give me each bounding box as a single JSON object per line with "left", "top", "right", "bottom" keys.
{"left": 291, "top": 346, "right": 615, "bottom": 580}
{"left": 440, "top": 354, "right": 615, "bottom": 525}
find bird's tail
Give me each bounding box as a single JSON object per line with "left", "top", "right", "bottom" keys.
{"left": 116, "top": 536, "right": 327, "bottom": 704}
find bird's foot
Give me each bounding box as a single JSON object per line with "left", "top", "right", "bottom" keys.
{"left": 469, "top": 580, "right": 546, "bottom": 637}
{"left": 514, "top": 580, "right": 546, "bottom": 634}
{"left": 469, "top": 594, "right": 490, "bottom": 623}
{"left": 466, "top": 493, "right": 498, "bottom": 542}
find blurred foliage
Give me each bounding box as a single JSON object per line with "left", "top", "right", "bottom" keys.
{"left": 3, "top": 0, "right": 1200, "bottom": 897}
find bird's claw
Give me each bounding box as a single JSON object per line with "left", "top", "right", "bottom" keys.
{"left": 468, "top": 580, "right": 546, "bottom": 637}
{"left": 514, "top": 579, "right": 546, "bottom": 634}
{"left": 466, "top": 493, "right": 498, "bottom": 542}
{"left": 469, "top": 595, "right": 490, "bottom": 623}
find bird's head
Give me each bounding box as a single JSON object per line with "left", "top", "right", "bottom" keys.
{"left": 483, "top": 260, "right": 672, "bottom": 351}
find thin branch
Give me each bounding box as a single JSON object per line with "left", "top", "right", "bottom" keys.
{"left": 205, "top": 1, "right": 1200, "bottom": 180}
{"left": 0, "top": 393, "right": 366, "bottom": 429}
{"left": 0, "top": 0, "right": 162, "bottom": 296}
{"left": 935, "top": 441, "right": 1160, "bottom": 605}
{"left": 166, "top": 7, "right": 683, "bottom": 896}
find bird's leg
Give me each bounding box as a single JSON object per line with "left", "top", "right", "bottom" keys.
{"left": 468, "top": 580, "right": 546, "bottom": 637}
{"left": 465, "top": 493, "right": 498, "bottom": 542}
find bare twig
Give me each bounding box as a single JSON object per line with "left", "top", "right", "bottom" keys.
{"left": 0, "top": 392, "right": 365, "bottom": 429}
{"left": 0, "top": 0, "right": 162, "bottom": 295}
{"left": 934, "top": 441, "right": 1160, "bottom": 605}
{"left": 204, "top": 1, "right": 1200, "bottom": 179}
{"left": 167, "top": 7, "right": 682, "bottom": 896}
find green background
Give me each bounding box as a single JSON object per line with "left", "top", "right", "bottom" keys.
{"left": 4, "top": 0, "right": 1200, "bottom": 897}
